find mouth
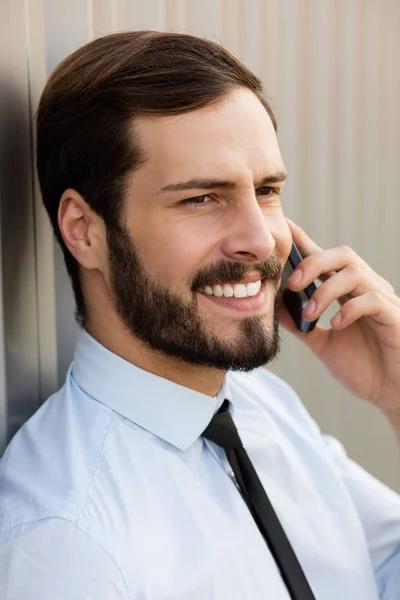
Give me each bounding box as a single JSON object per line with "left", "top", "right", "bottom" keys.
{"left": 198, "top": 278, "right": 263, "bottom": 299}
{"left": 198, "top": 277, "right": 273, "bottom": 314}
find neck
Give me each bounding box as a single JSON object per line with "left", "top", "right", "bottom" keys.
{"left": 84, "top": 313, "right": 226, "bottom": 398}
{"left": 83, "top": 273, "right": 226, "bottom": 396}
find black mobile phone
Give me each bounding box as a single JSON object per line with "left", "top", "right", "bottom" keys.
{"left": 281, "top": 242, "right": 319, "bottom": 334}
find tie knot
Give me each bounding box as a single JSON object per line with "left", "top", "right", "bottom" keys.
{"left": 202, "top": 400, "right": 243, "bottom": 450}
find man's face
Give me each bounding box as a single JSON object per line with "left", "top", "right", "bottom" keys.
{"left": 106, "top": 88, "right": 292, "bottom": 371}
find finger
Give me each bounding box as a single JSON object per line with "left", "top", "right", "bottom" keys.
{"left": 330, "top": 291, "right": 400, "bottom": 330}
{"left": 286, "top": 219, "right": 338, "bottom": 283}
{"left": 316, "top": 266, "right": 395, "bottom": 292}
{"left": 286, "top": 219, "right": 399, "bottom": 306}
{"left": 286, "top": 244, "right": 397, "bottom": 298}
{"left": 288, "top": 245, "right": 366, "bottom": 286}
{"left": 286, "top": 219, "right": 395, "bottom": 291}
{"left": 301, "top": 265, "right": 395, "bottom": 321}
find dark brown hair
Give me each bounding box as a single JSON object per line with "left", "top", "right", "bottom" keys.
{"left": 36, "top": 30, "right": 276, "bottom": 324}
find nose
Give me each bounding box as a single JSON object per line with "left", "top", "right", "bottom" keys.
{"left": 221, "top": 196, "right": 276, "bottom": 263}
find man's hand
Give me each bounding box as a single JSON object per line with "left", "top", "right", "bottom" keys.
{"left": 279, "top": 219, "right": 400, "bottom": 427}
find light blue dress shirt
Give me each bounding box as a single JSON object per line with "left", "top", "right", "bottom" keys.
{"left": 1, "top": 329, "right": 400, "bottom": 599}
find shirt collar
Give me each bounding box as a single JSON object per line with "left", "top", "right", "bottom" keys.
{"left": 71, "top": 329, "right": 232, "bottom": 451}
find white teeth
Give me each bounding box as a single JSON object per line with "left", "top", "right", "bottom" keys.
{"left": 222, "top": 284, "right": 234, "bottom": 297}
{"left": 202, "top": 280, "right": 262, "bottom": 298}
{"left": 233, "top": 284, "right": 247, "bottom": 298}
{"left": 246, "top": 282, "right": 259, "bottom": 297}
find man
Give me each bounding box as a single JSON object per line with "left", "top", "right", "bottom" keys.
{"left": 0, "top": 30, "right": 400, "bottom": 599}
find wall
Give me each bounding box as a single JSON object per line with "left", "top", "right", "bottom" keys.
{"left": 0, "top": 0, "right": 399, "bottom": 491}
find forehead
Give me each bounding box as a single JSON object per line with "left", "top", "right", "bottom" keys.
{"left": 132, "top": 88, "right": 284, "bottom": 187}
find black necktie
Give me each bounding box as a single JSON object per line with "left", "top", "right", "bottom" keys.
{"left": 203, "top": 400, "right": 316, "bottom": 600}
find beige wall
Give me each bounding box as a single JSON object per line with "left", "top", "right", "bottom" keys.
{"left": 1, "top": 0, "right": 399, "bottom": 490}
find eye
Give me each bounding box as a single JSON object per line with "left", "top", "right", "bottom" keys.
{"left": 180, "top": 194, "right": 215, "bottom": 207}
{"left": 257, "top": 186, "right": 281, "bottom": 199}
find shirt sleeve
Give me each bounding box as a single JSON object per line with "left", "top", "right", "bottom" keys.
{"left": 0, "top": 518, "right": 129, "bottom": 600}
{"left": 323, "top": 434, "right": 400, "bottom": 599}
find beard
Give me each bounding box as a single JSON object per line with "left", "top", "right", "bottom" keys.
{"left": 106, "top": 223, "right": 284, "bottom": 372}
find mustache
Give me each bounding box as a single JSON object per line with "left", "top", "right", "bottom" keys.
{"left": 191, "top": 256, "right": 282, "bottom": 291}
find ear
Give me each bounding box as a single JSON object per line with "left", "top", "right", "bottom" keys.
{"left": 58, "top": 189, "right": 106, "bottom": 270}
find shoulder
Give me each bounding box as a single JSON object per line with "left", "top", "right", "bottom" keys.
{"left": 0, "top": 517, "right": 129, "bottom": 599}
{"left": 0, "top": 373, "right": 113, "bottom": 535}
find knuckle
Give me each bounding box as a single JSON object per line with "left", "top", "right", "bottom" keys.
{"left": 369, "top": 291, "right": 381, "bottom": 303}
{"left": 342, "top": 297, "right": 358, "bottom": 317}
{"left": 338, "top": 244, "right": 354, "bottom": 260}
{"left": 346, "top": 264, "right": 360, "bottom": 278}
{"left": 305, "top": 251, "right": 323, "bottom": 269}
{"left": 385, "top": 282, "right": 395, "bottom": 294}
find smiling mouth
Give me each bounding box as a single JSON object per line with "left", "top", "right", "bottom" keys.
{"left": 198, "top": 279, "right": 263, "bottom": 299}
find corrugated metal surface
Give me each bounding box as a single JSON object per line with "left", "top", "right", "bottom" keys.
{"left": 0, "top": 0, "right": 44, "bottom": 450}
{"left": 1, "top": 0, "right": 399, "bottom": 490}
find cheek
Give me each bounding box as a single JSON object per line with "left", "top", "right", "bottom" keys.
{"left": 133, "top": 221, "right": 211, "bottom": 290}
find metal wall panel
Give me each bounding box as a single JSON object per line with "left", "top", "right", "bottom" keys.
{"left": 0, "top": 0, "right": 45, "bottom": 451}
{"left": 27, "top": 0, "right": 59, "bottom": 408}
{"left": 1, "top": 0, "right": 399, "bottom": 490}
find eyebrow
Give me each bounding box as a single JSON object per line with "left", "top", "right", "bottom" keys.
{"left": 155, "top": 171, "right": 288, "bottom": 195}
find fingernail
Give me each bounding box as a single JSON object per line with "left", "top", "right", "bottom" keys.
{"left": 290, "top": 269, "right": 303, "bottom": 284}
{"left": 304, "top": 299, "right": 316, "bottom": 315}
{"left": 331, "top": 312, "right": 342, "bottom": 327}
